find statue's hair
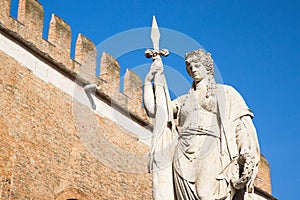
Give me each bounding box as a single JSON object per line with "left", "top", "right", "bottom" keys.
{"left": 185, "top": 49, "right": 214, "bottom": 76}
{"left": 185, "top": 49, "right": 216, "bottom": 100}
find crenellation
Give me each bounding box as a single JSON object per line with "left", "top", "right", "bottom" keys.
{"left": 99, "top": 52, "right": 121, "bottom": 98}
{"left": 7, "top": 16, "right": 26, "bottom": 34}
{"left": 48, "top": 14, "right": 72, "bottom": 67}
{"left": 0, "top": 0, "right": 148, "bottom": 119}
{"left": 70, "top": 59, "right": 81, "bottom": 74}
{"left": 111, "top": 92, "right": 129, "bottom": 111}
{"left": 75, "top": 33, "right": 97, "bottom": 83}
{"left": 17, "top": 0, "right": 44, "bottom": 45}
{"left": 0, "top": 0, "right": 10, "bottom": 22}
{"left": 124, "top": 69, "right": 143, "bottom": 115}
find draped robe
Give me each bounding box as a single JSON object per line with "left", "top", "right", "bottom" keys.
{"left": 148, "top": 67, "right": 259, "bottom": 200}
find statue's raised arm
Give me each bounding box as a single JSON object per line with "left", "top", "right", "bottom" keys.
{"left": 143, "top": 17, "right": 178, "bottom": 200}
{"left": 144, "top": 50, "right": 178, "bottom": 200}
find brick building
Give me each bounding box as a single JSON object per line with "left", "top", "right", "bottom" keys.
{"left": 0, "top": 0, "right": 275, "bottom": 199}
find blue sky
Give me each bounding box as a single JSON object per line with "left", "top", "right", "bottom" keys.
{"left": 10, "top": 0, "right": 300, "bottom": 199}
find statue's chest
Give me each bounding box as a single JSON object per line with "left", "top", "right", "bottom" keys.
{"left": 179, "top": 91, "right": 218, "bottom": 129}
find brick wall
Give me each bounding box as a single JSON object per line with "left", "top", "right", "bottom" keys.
{"left": 0, "top": 0, "right": 273, "bottom": 199}
{"left": 255, "top": 155, "right": 272, "bottom": 195}
{"left": 0, "top": 50, "right": 151, "bottom": 199}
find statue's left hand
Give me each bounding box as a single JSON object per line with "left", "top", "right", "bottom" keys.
{"left": 231, "top": 153, "right": 255, "bottom": 190}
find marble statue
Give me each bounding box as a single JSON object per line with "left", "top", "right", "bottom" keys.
{"left": 144, "top": 49, "right": 260, "bottom": 200}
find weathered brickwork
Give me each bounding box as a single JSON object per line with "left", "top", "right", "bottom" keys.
{"left": 0, "top": 0, "right": 146, "bottom": 117}
{"left": 255, "top": 155, "right": 272, "bottom": 195}
{"left": 124, "top": 69, "right": 143, "bottom": 116}
{"left": 100, "top": 52, "right": 121, "bottom": 96}
{"left": 0, "top": 115, "right": 15, "bottom": 199}
{"left": 0, "top": 51, "right": 151, "bottom": 199}
{"left": 18, "top": 0, "right": 44, "bottom": 43}
{"left": 48, "top": 14, "right": 72, "bottom": 68}
{"left": 0, "top": 0, "right": 274, "bottom": 199}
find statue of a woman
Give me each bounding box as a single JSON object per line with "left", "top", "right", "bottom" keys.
{"left": 144, "top": 49, "right": 260, "bottom": 200}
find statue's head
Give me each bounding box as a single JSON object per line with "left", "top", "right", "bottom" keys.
{"left": 185, "top": 49, "right": 216, "bottom": 100}
{"left": 185, "top": 49, "right": 214, "bottom": 80}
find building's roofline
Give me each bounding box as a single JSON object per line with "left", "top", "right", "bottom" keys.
{"left": 0, "top": 22, "right": 152, "bottom": 131}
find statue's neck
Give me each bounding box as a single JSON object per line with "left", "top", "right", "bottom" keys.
{"left": 193, "top": 78, "right": 209, "bottom": 91}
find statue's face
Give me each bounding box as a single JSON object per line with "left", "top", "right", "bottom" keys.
{"left": 186, "top": 60, "right": 208, "bottom": 82}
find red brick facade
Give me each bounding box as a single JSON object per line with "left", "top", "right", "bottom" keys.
{"left": 0, "top": 0, "right": 273, "bottom": 199}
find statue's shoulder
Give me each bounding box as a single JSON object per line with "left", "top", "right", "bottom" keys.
{"left": 216, "top": 83, "right": 253, "bottom": 119}
{"left": 216, "top": 83, "right": 240, "bottom": 96}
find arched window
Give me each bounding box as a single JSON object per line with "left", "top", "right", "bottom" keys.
{"left": 55, "top": 188, "right": 88, "bottom": 200}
